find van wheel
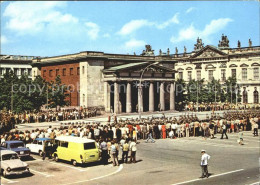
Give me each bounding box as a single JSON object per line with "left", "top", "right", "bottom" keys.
{"left": 39, "top": 151, "right": 43, "bottom": 157}
{"left": 72, "top": 160, "right": 77, "bottom": 166}
{"left": 54, "top": 154, "right": 59, "bottom": 162}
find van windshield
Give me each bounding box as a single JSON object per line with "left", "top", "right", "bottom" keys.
{"left": 10, "top": 143, "right": 24, "bottom": 148}
{"left": 84, "top": 142, "right": 96, "bottom": 150}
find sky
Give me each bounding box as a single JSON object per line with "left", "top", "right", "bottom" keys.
{"left": 1, "top": 1, "right": 259, "bottom": 57}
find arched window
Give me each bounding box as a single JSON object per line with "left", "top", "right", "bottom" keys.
{"left": 253, "top": 88, "right": 259, "bottom": 104}
{"left": 242, "top": 87, "right": 248, "bottom": 104}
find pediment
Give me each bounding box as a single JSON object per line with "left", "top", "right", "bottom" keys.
{"left": 191, "top": 45, "right": 227, "bottom": 59}
{"left": 103, "top": 62, "right": 175, "bottom": 74}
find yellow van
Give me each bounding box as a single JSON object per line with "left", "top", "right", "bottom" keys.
{"left": 53, "top": 136, "right": 100, "bottom": 166}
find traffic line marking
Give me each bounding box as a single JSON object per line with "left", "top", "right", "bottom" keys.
{"left": 248, "top": 182, "right": 260, "bottom": 185}
{"left": 61, "top": 164, "right": 123, "bottom": 185}
{"left": 30, "top": 169, "right": 54, "bottom": 177}
{"left": 48, "top": 161, "right": 89, "bottom": 172}
{"left": 172, "top": 169, "right": 244, "bottom": 185}
{"left": 1, "top": 177, "right": 18, "bottom": 184}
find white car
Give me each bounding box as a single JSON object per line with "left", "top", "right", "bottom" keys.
{"left": 26, "top": 138, "right": 52, "bottom": 156}
{"left": 1, "top": 150, "right": 30, "bottom": 177}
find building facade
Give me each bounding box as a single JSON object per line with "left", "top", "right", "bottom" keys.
{"left": 0, "top": 55, "right": 34, "bottom": 78}
{"left": 31, "top": 35, "right": 260, "bottom": 112}
{"left": 175, "top": 36, "right": 260, "bottom": 104}
{"left": 32, "top": 46, "right": 176, "bottom": 113}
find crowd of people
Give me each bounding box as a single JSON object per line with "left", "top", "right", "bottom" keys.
{"left": 1, "top": 109, "right": 259, "bottom": 166}
{"left": 0, "top": 108, "right": 97, "bottom": 134}
{"left": 184, "top": 102, "right": 260, "bottom": 112}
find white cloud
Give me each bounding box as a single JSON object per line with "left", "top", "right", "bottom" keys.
{"left": 118, "top": 20, "right": 153, "bottom": 35}
{"left": 118, "top": 13, "right": 179, "bottom": 35}
{"left": 103, "top": 33, "right": 111, "bottom": 38}
{"left": 156, "top": 13, "right": 179, "bottom": 29}
{"left": 170, "top": 18, "right": 233, "bottom": 43}
{"left": 85, "top": 22, "right": 99, "bottom": 40}
{"left": 186, "top": 7, "right": 195, "bottom": 14}
{"left": 125, "top": 39, "right": 146, "bottom": 49}
{"left": 1, "top": 35, "right": 9, "bottom": 44}
{"left": 3, "top": 2, "right": 72, "bottom": 34}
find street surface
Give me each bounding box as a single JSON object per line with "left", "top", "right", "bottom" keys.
{"left": 1, "top": 130, "right": 259, "bottom": 185}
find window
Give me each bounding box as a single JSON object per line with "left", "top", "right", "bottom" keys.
{"left": 188, "top": 71, "right": 192, "bottom": 81}
{"left": 21, "top": 69, "right": 25, "bottom": 75}
{"left": 231, "top": 69, "right": 236, "bottom": 78}
{"left": 63, "top": 68, "right": 66, "bottom": 76}
{"left": 0, "top": 68, "right": 3, "bottom": 76}
{"left": 6, "top": 68, "right": 11, "bottom": 74}
{"left": 82, "top": 66, "right": 85, "bottom": 74}
{"left": 253, "top": 68, "right": 259, "bottom": 80}
{"left": 60, "top": 141, "right": 68, "bottom": 148}
{"left": 254, "top": 88, "right": 259, "bottom": 104}
{"left": 178, "top": 72, "right": 183, "bottom": 80}
{"left": 14, "top": 68, "right": 19, "bottom": 76}
{"left": 84, "top": 142, "right": 96, "bottom": 150}
{"left": 242, "top": 68, "right": 247, "bottom": 80}
{"left": 197, "top": 70, "right": 201, "bottom": 81}
{"left": 208, "top": 70, "right": 214, "bottom": 81}
{"left": 221, "top": 69, "right": 226, "bottom": 81}
{"left": 43, "top": 70, "right": 47, "bottom": 77}
{"left": 49, "top": 70, "right": 53, "bottom": 77}
{"left": 28, "top": 69, "right": 32, "bottom": 76}
{"left": 56, "top": 69, "right": 59, "bottom": 76}
{"left": 70, "top": 68, "right": 73, "bottom": 75}
{"left": 77, "top": 67, "right": 80, "bottom": 75}
{"left": 242, "top": 88, "right": 248, "bottom": 103}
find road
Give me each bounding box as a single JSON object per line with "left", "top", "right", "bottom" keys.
{"left": 1, "top": 131, "right": 259, "bottom": 185}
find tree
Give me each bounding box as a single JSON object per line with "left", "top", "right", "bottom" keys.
{"left": 48, "top": 75, "right": 69, "bottom": 110}
{"left": 175, "top": 79, "right": 187, "bottom": 111}
{"left": 224, "top": 77, "right": 241, "bottom": 103}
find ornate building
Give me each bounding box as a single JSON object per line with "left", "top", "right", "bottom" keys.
{"left": 31, "top": 35, "right": 260, "bottom": 112}
{"left": 32, "top": 45, "right": 176, "bottom": 113}
{"left": 175, "top": 35, "right": 260, "bottom": 104}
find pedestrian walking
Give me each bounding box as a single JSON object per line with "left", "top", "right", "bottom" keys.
{"left": 220, "top": 123, "right": 228, "bottom": 139}
{"left": 200, "top": 150, "right": 210, "bottom": 178}
{"left": 100, "top": 139, "right": 108, "bottom": 165}
{"left": 110, "top": 140, "right": 119, "bottom": 166}
{"left": 145, "top": 127, "right": 155, "bottom": 143}
{"left": 122, "top": 138, "right": 129, "bottom": 163}
{"left": 238, "top": 131, "right": 244, "bottom": 145}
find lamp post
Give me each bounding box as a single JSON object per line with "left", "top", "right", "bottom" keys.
{"left": 138, "top": 62, "right": 159, "bottom": 120}
{"left": 196, "top": 81, "right": 199, "bottom": 112}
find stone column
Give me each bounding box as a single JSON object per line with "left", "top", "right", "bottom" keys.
{"left": 104, "top": 82, "right": 111, "bottom": 112}
{"left": 126, "top": 82, "right": 132, "bottom": 113}
{"left": 160, "top": 82, "right": 165, "bottom": 111}
{"left": 114, "top": 82, "right": 119, "bottom": 114}
{"left": 170, "top": 82, "right": 175, "bottom": 110}
{"left": 138, "top": 84, "right": 143, "bottom": 112}
{"left": 149, "top": 82, "right": 154, "bottom": 112}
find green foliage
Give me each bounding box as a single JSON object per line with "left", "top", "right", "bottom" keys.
{"left": 0, "top": 72, "right": 68, "bottom": 113}
{"left": 48, "top": 75, "right": 69, "bottom": 110}
{"left": 224, "top": 77, "right": 241, "bottom": 103}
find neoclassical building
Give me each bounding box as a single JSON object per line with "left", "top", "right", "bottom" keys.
{"left": 0, "top": 55, "right": 34, "bottom": 79}
{"left": 32, "top": 46, "right": 176, "bottom": 113}
{"left": 31, "top": 35, "right": 260, "bottom": 113}
{"left": 175, "top": 35, "right": 260, "bottom": 104}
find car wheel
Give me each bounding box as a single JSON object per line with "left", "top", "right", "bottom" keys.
{"left": 3, "top": 170, "right": 7, "bottom": 178}
{"left": 72, "top": 160, "right": 77, "bottom": 166}
{"left": 54, "top": 154, "right": 59, "bottom": 162}
{"left": 39, "top": 151, "right": 43, "bottom": 157}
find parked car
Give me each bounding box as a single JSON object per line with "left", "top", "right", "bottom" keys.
{"left": 53, "top": 136, "right": 100, "bottom": 166}
{"left": 1, "top": 150, "right": 30, "bottom": 177}
{"left": 26, "top": 138, "right": 52, "bottom": 156}
{"left": 1, "top": 141, "right": 30, "bottom": 158}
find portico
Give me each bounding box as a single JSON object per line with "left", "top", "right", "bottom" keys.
{"left": 103, "top": 62, "right": 176, "bottom": 114}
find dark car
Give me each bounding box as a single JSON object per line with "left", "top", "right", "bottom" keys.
{"left": 1, "top": 141, "right": 30, "bottom": 158}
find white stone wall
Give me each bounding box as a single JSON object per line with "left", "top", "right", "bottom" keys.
{"left": 80, "top": 60, "right": 105, "bottom": 108}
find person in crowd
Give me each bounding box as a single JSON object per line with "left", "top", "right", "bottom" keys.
{"left": 200, "top": 150, "right": 210, "bottom": 178}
